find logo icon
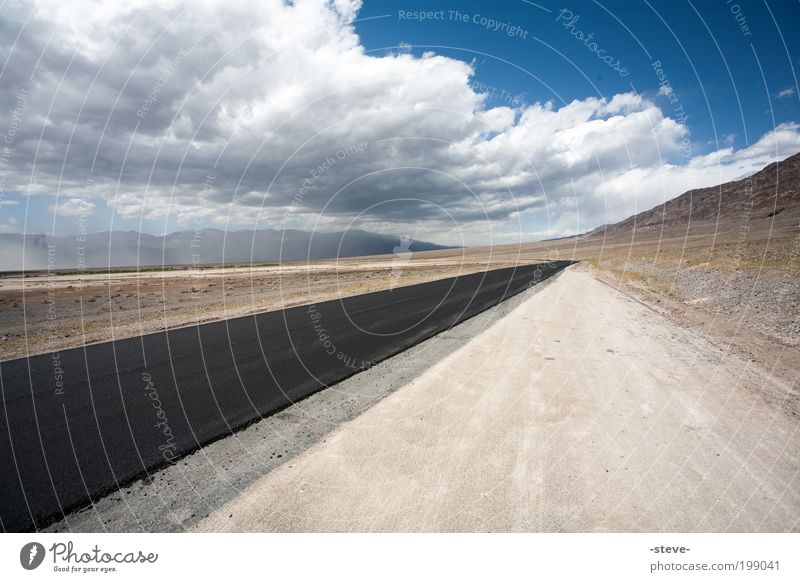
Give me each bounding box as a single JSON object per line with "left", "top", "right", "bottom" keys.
{"left": 20, "top": 542, "right": 45, "bottom": 570}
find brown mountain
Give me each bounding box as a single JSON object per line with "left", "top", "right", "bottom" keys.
{"left": 589, "top": 151, "right": 800, "bottom": 237}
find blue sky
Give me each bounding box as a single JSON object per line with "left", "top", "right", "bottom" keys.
{"left": 0, "top": 0, "right": 798, "bottom": 243}
{"left": 356, "top": 0, "right": 799, "bottom": 149}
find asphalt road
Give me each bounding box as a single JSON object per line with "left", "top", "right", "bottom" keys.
{"left": 0, "top": 261, "right": 571, "bottom": 531}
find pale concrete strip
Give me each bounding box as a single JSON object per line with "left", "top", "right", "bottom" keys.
{"left": 195, "top": 269, "right": 800, "bottom": 532}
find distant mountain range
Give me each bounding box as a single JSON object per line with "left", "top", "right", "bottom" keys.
{"left": 588, "top": 151, "right": 800, "bottom": 237}
{"left": 0, "top": 229, "right": 451, "bottom": 271}
{"left": 6, "top": 153, "right": 797, "bottom": 271}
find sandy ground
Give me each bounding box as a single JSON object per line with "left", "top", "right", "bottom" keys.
{"left": 0, "top": 255, "right": 530, "bottom": 362}
{"left": 194, "top": 269, "right": 799, "bottom": 532}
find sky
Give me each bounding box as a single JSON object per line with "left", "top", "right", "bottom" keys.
{"left": 0, "top": 0, "right": 799, "bottom": 245}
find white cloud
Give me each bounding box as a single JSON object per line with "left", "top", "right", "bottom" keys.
{"left": 776, "top": 87, "right": 796, "bottom": 99}
{"left": 0, "top": 217, "right": 19, "bottom": 233}
{"left": 50, "top": 198, "right": 97, "bottom": 217}
{"left": 1, "top": 0, "right": 799, "bottom": 244}
{"left": 587, "top": 122, "right": 800, "bottom": 222}
{"left": 657, "top": 85, "right": 673, "bottom": 98}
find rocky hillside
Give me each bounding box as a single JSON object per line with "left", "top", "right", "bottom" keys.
{"left": 590, "top": 152, "right": 800, "bottom": 236}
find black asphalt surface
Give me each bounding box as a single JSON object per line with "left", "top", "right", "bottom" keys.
{"left": 0, "top": 261, "right": 572, "bottom": 531}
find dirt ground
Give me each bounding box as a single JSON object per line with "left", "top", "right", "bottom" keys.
{"left": 194, "top": 269, "right": 799, "bottom": 532}
{"left": 0, "top": 255, "right": 520, "bottom": 362}
{"left": 33, "top": 216, "right": 800, "bottom": 533}
{"left": 2, "top": 214, "right": 798, "bottom": 389}
{"left": 577, "top": 219, "right": 800, "bottom": 387}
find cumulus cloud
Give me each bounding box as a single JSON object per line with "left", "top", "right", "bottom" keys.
{"left": 1, "top": 0, "right": 799, "bottom": 244}
{"left": 49, "top": 198, "right": 96, "bottom": 217}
